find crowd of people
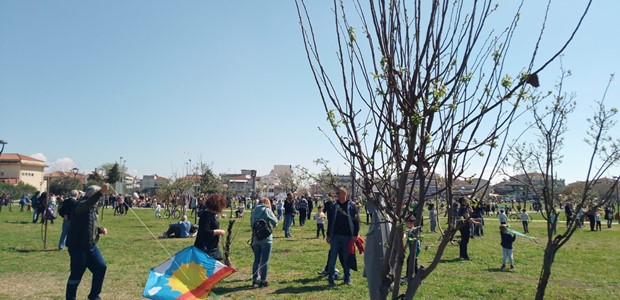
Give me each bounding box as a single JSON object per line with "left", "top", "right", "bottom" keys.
{"left": 4, "top": 186, "right": 620, "bottom": 298}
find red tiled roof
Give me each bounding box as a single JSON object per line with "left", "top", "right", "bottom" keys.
{"left": 0, "top": 153, "right": 46, "bottom": 163}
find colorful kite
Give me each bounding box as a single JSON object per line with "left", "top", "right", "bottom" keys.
{"left": 143, "top": 246, "right": 236, "bottom": 300}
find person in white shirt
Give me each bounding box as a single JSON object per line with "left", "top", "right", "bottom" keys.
{"left": 498, "top": 210, "right": 508, "bottom": 225}
{"left": 155, "top": 203, "right": 161, "bottom": 218}
{"left": 520, "top": 209, "right": 529, "bottom": 233}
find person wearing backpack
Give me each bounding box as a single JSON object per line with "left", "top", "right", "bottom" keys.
{"left": 250, "top": 197, "right": 278, "bottom": 288}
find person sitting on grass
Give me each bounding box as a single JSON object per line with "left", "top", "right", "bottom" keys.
{"left": 500, "top": 224, "right": 516, "bottom": 269}
{"left": 160, "top": 215, "right": 191, "bottom": 238}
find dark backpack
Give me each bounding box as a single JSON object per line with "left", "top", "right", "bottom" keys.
{"left": 45, "top": 206, "right": 58, "bottom": 220}
{"left": 253, "top": 218, "right": 272, "bottom": 240}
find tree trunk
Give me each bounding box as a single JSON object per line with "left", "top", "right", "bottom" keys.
{"left": 390, "top": 227, "right": 405, "bottom": 300}
{"left": 535, "top": 243, "right": 556, "bottom": 300}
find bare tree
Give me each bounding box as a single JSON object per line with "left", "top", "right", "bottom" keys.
{"left": 295, "top": 0, "right": 592, "bottom": 298}
{"left": 296, "top": 158, "right": 353, "bottom": 195}
{"left": 510, "top": 72, "right": 619, "bottom": 299}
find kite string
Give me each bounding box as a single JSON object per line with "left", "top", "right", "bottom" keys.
{"left": 107, "top": 186, "right": 191, "bottom": 281}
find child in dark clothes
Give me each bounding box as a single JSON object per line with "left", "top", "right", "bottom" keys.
{"left": 500, "top": 224, "right": 516, "bottom": 269}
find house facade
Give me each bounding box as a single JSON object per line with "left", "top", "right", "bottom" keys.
{"left": 0, "top": 153, "right": 49, "bottom": 191}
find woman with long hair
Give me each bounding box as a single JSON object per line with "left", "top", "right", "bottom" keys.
{"left": 250, "top": 197, "right": 278, "bottom": 287}
{"left": 194, "top": 194, "right": 227, "bottom": 260}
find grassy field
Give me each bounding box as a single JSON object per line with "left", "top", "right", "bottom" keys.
{"left": 0, "top": 207, "right": 619, "bottom": 299}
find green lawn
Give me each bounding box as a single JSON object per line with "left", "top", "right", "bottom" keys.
{"left": 0, "top": 208, "right": 618, "bottom": 299}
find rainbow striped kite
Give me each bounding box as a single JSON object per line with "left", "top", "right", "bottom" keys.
{"left": 143, "top": 246, "right": 236, "bottom": 300}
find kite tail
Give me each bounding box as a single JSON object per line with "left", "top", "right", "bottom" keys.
{"left": 507, "top": 228, "right": 538, "bottom": 244}
{"left": 223, "top": 219, "right": 235, "bottom": 267}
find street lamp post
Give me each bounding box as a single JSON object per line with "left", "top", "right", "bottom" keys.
{"left": 250, "top": 170, "right": 257, "bottom": 199}
{"left": 0, "top": 140, "right": 7, "bottom": 156}
{"left": 71, "top": 167, "right": 79, "bottom": 178}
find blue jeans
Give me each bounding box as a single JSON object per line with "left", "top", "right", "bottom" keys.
{"left": 66, "top": 245, "right": 107, "bottom": 300}
{"left": 276, "top": 208, "right": 283, "bottom": 221}
{"left": 58, "top": 220, "right": 71, "bottom": 249}
{"left": 252, "top": 243, "right": 272, "bottom": 282}
{"left": 32, "top": 209, "right": 39, "bottom": 223}
{"left": 283, "top": 214, "right": 293, "bottom": 237}
{"left": 327, "top": 234, "right": 351, "bottom": 282}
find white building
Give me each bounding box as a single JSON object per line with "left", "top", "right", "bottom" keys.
{"left": 0, "top": 153, "right": 49, "bottom": 192}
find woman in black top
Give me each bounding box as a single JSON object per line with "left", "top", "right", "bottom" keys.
{"left": 194, "top": 194, "right": 227, "bottom": 260}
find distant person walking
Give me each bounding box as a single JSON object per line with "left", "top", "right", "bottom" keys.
{"left": 298, "top": 197, "right": 308, "bottom": 226}
{"left": 604, "top": 206, "right": 614, "bottom": 228}
{"left": 19, "top": 194, "right": 29, "bottom": 212}
{"left": 520, "top": 209, "right": 529, "bottom": 233}
{"left": 283, "top": 193, "right": 295, "bottom": 238}
{"left": 31, "top": 191, "right": 40, "bottom": 223}
{"left": 564, "top": 203, "right": 573, "bottom": 227}
{"left": 250, "top": 197, "right": 278, "bottom": 288}
{"left": 498, "top": 210, "right": 508, "bottom": 225}
{"left": 428, "top": 204, "right": 438, "bottom": 233}
{"left": 35, "top": 192, "right": 47, "bottom": 224}
{"left": 314, "top": 206, "right": 326, "bottom": 238}
{"left": 58, "top": 190, "right": 78, "bottom": 250}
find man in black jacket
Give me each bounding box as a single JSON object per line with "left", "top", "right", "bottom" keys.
{"left": 326, "top": 187, "right": 360, "bottom": 287}
{"left": 65, "top": 184, "right": 109, "bottom": 300}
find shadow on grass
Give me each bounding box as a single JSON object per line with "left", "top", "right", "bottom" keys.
{"left": 291, "top": 276, "right": 323, "bottom": 285}
{"left": 486, "top": 267, "right": 509, "bottom": 273}
{"left": 439, "top": 258, "right": 463, "bottom": 263}
{"left": 211, "top": 285, "right": 256, "bottom": 294}
{"left": 4, "top": 220, "right": 31, "bottom": 224}
{"left": 6, "top": 247, "right": 58, "bottom": 253}
{"left": 272, "top": 284, "right": 328, "bottom": 295}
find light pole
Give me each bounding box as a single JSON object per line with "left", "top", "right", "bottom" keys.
{"left": 250, "top": 170, "right": 257, "bottom": 199}
{"left": 118, "top": 156, "right": 125, "bottom": 195}
{"left": 613, "top": 176, "right": 619, "bottom": 212}
{"left": 71, "top": 167, "right": 79, "bottom": 178}
{"left": 0, "top": 140, "right": 7, "bottom": 156}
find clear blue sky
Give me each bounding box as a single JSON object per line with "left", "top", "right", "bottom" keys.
{"left": 1, "top": 1, "right": 618, "bottom": 184}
